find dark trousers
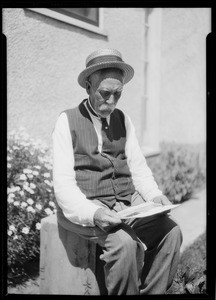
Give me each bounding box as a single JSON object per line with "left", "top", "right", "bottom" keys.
{"left": 57, "top": 191, "right": 182, "bottom": 295}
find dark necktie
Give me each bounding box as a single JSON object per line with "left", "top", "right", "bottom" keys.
{"left": 101, "top": 118, "right": 112, "bottom": 153}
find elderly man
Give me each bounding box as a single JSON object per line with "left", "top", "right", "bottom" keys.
{"left": 52, "top": 48, "right": 182, "bottom": 295}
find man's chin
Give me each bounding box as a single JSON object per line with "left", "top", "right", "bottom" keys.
{"left": 98, "top": 109, "right": 115, "bottom": 118}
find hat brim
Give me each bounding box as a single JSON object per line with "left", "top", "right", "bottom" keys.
{"left": 77, "top": 61, "right": 134, "bottom": 88}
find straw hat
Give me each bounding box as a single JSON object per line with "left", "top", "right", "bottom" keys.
{"left": 78, "top": 48, "right": 134, "bottom": 88}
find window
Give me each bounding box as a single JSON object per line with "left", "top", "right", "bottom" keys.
{"left": 49, "top": 8, "right": 99, "bottom": 26}
{"left": 27, "top": 8, "right": 107, "bottom": 36}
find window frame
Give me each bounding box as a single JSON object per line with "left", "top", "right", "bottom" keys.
{"left": 27, "top": 8, "right": 108, "bottom": 37}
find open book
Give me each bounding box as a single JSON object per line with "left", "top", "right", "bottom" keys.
{"left": 117, "top": 201, "right": 180, "bottom": 219}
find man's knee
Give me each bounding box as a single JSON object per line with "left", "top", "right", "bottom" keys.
{"left": 99, "top": 224, "right": 144, "bottom": 263}
{"left": 167, "top": 223, "right": 183, "bottom": 250}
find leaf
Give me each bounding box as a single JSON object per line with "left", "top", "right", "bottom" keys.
{"left": 185, "top": 282, "right": 194, "bottom": 294}
{"left": 193, "top": 285, "right": 200, "bottom": 294}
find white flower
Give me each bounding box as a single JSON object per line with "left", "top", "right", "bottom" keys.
{"left": 36, "top": 223, "right": 41, "bottom": 230}
{"left": 34, "top": 165, "right": 41, "bottom": 170}
{"left": 43, "top": 172, "right": 50, "bottom": 178}
{"left": 45, "top": 163, "right": 52, "bottom": 170}
{"left": 27, "top": 174, "right": 34, "bottom": 180}
{"left": 53, "top": 208, "right": 57, "bottom": 214}
{"left": 44, "top": 208, "right": 53, "bottom": 215}
{"left": 12, "top": 186, "right": 21, "bottom": 192}
{"left": 19, "top": 190, "right": 24, "bottom": 196}
{"left": 27, "top": 188, "right": 34, "bottom": 194}
{"left": 13, "top": 146, "right": 19, "bottom": 150}
{"left": 9, "top": 225, "right": 16, "bottom": 232}
{"left": 32, "top": 170, "right": 39, "bottom": 176}
{"left": 7, "top": 197, "right": 14, "bottom": 204}
{"left": 23, "top": 185, "right": 29, "bottom": 191}
{"left": 23, "top": 168, "right": 32, "bottom": 174}
{"left": 22, "top": 227, "right": 29, "bottom": 234}
{"left": 8, "top": 186, "right": 20, "bottom": 194}
{"left": 27, "top": 206, "right": 35, "bottom": 213}
{"left": 7, "top": 163, "right": 11, "bottom": 168}
{"left": 8, "top": 230, "right": 13, "bottom": 236}
{"left": 23, "top": 186, "right": 29, "bottom": 192}
{"left": 13, "top": 201, "right": 20, "bottom": 206}
{"left": 44, "top": 180, "right": 53, "bottom": 187}
{"left": 7, "top": 156, "right": 12, "bottom": 161}
{"left": 21, "top": 202, "right": 27, "bottom": 208}
{"left": 13, "top": 235, "right": 18, "bottom": 240}
{"left": 27, "top": 198, "right": 34, "bottom": 205}
{"left": 23, "top": 186, "right": 34, "bottom": 194}
{"left": 48, "top": 201, "right": 55, "bottom": 208}
{"left": 30, "top": 183, "right": 36, "bottom": 189}
{"left": 8, "top": 193, "right": 15, "bottom": 198}
{"left": 36, "top": 203, "right": 42, "bottom": 210}
{"left": 20, "top": 174, "right": 27, "bottom": 180}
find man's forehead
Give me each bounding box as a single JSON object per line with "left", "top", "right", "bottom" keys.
{"left": 90, "top": 68, "right": 124, "bottom": 85}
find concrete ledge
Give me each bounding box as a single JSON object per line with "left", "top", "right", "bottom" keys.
{"left": 39, "top": 214, "right": 101, "bottom": 295}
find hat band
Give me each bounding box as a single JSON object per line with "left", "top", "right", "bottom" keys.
{"left": 86, "top": 55, "right": 123, "bottom": 68}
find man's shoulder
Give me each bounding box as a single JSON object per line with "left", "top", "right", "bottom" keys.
{"left": 61, "top": 99, "right": 87, "bottom": 117}
{"left": 113, "top": 107, "right": 125, "bottom": 117}
{"left": 112, "top": 107, "right": 127, "bottom": 122}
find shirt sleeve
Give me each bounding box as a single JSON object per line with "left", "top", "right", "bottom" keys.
{"left": 124, "top": 113, "right": 163, "bottom": 201}
{"left": 52, "top": 112, "right": 101, "bottom": 226}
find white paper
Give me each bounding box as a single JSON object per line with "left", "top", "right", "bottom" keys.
{"left": 117, "top": 202, "right": 180, "bottom": 219}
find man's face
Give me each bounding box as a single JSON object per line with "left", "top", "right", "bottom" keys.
{"left": 87, "top": 69, "right": 124, "bottom": 118}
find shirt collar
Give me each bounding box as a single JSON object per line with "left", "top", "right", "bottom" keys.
{"left": 86, "top": 98, "right": 100, "bottom": 119}
{"left": 85, "top": 98, "right": 110, "bottom": 123}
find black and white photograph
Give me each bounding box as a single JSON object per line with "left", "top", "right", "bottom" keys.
{"left": 3, "top": 6, "right": 212, "bottom": 296}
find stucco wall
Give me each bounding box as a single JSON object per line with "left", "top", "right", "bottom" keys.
{"left": 160, "top": 7, "right": 210, "bottom": 144}
{"left": 3, "top": 8, "right": 211, "bottom": 150}
{"left": 3, "top": 8, "right": 145, "bottom": 145}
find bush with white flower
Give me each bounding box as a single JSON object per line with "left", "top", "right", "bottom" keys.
{"left": 7, "top": 127, "right": 57, "bottom": 283}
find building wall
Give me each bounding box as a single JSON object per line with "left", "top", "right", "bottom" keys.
{"left": 3, "top": 8, "right": 145, "bottom": 145}
{"left": 160, "top": 7, "right": 210, "bottom": 144}
{"left": 3, "top": 8, "right": 211, "bottom": 153}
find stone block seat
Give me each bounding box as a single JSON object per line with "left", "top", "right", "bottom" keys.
{"left": 39, "top": 214, "right": 107, "bottom": 295}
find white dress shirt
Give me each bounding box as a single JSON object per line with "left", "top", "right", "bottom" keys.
{"left": 52, "top": 99, "right": 163, "bottom": 227}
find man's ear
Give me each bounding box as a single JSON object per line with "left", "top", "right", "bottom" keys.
{"left": 85, "top": 81, "right": 91, "bottom": 95}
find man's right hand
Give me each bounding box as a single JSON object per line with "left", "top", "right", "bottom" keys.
{"left": 93, "top": 207, "right": 122, "bottom": 232}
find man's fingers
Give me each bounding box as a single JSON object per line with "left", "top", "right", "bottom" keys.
{"left": 153, "top": 195, "right": 172, "bottom": 206}
{"left": 106, "top": 211, "right": 122, "bottom": 223}
{"left": 94, "top": 208, "right": 122, "bottom": 232}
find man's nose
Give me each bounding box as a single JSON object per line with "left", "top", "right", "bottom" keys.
{"left": 106, "top": 94, "right": 115, "bottom": 104}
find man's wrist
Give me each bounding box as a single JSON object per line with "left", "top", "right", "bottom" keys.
{"left": 93, "top": 207, "right": 106, "bottom": 225}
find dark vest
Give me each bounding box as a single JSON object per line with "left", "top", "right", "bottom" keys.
{"left": 64, "top": 99, "right": 135, "bottom": 208}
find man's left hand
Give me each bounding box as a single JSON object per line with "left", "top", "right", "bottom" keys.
{"left": 152, "top": 195, "right": 172, "bottom": 206}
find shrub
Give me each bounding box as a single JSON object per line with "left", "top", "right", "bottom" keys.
{"left": 167, "top": 232, "right": 206, "bottom": 294}
{"left": 7, "top": 128, "right": 56, "bottom": 284}
{"left": 147, "top": 142, "right": 206, "bottom": 203}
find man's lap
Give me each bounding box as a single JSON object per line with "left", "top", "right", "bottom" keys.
{"left": 57, "top": 191, "right": 180, "bottom": 251}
